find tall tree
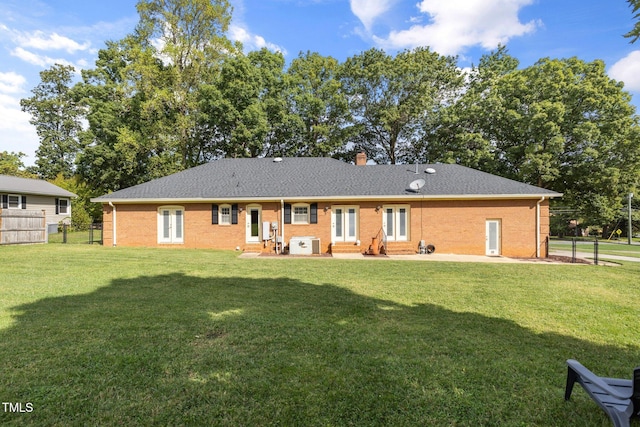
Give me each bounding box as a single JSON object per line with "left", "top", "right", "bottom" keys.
{"left": 0, "top": 151, "right": 36, "bottom": 178}
{"left": 20, "top": 64, "right": 83, "bottom": 179}
{"left": 248, "top": 48, "right": 292, "bottom": 158}
{"left": 76, "top": 0, "right": 234, "bottom": 192}
{"left": 135, "top": 0, "right": 234, "bottom": 167}
{"left": 340, "top": 47, "right": 462, "bottom": 164}
{"left": 424, "top": 46, "right": 518, "bottom": 168}
{"left": 625, "top": 0, "right": 640, "bottom": 42}
{"left": 75, "top": 38, "right": 173, "bottom": 193}
{"left": 282, "top": 51, "right": 351, "bottom": 157}
{"left": 199, "top": 48, "right": 288, "bottom": 158}
{"left": 470, "top": 57, "right": 640, "bottom": 224}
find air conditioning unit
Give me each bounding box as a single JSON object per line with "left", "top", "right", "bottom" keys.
{"left": 289, "top": 236, "right": 321, "bottom": 255}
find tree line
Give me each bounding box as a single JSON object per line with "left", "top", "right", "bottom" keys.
{"left": 10, "top": 0, "right": 640, "bottom": 232}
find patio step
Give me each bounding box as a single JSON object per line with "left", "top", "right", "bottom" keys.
{"left": 330, "top": 243, "right": 363, "bottom": 254}
{"left": 383, "top": 241, "right": 418, "bottom": 255}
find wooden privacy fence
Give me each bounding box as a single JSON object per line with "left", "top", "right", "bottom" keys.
{"left": 0, "top": 209, "right": 46, "bottom": 245}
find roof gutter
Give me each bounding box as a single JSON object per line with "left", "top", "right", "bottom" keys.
{"left": 280, "top": 199, "right": 285, "bottom": 254}
{"left": 109, "top": 201, "right": 117, "bottom": 247}
{"left": 92, "top": 193, "right": 563, "bottom": 204}
{"left": 536, "top": 197, "right": 545, "bottom": 258}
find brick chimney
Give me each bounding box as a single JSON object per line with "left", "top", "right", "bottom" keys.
{"left": 356, "top": 152, "right": 367, "bottom": 166}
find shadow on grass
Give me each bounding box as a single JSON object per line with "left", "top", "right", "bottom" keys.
{"left": 0, "top": 273, "right": 638, "bottom": 426}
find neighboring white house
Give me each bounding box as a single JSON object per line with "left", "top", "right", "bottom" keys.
{"left": 0, "top": 175, "right": 77, "bottom": 232}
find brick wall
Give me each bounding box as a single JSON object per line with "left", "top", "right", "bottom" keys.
{"left": 423, "top": 199, "right": 544, "bottom": 258}
{"left": 100, "top": 198, "right": 551, "bottom": 258}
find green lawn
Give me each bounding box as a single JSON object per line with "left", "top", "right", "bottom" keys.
{"left": 1, "top": 245, "right": 639, "bottom": 426}
{"left": 47, "top": 229, "right": 102, "bottom": 245}
{"left": 550, "top": 238, "right": 640, "bottom": 259}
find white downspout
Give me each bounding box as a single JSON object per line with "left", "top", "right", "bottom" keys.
{"left": 109, "top": 201, "right": 117, "bottom": 247}
{"left": 536, "top": 197, "right": 545, "bottom": 258}
{"left": 280, "top": 199, "right": 285, "bottom": 254}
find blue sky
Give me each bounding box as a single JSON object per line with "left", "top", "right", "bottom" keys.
{"left": 1, "top": 0, "right": 639, "bottom": 166}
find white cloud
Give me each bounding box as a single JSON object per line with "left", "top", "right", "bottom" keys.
{"left": 228, "top": 24, "right": 287, "bottom": 54}
{"left": 1, "top": 26, "right": 91, "bottom": 54}
{"left": 0, "top": 92, "right": 38, "bottom": 163}
{"left": 0, "top": 93, "right": 31, "bottom": 132}
{"left": 609, "top": 51, "right": 640, "bottom": 93}
{"left": 0, "top": 72, "right": 37, "bottom": 162}
{"left": 10, "top": 47, "right": 75, "bottom": 68}
{"left": 0, "top": 72, "right": 26, "bottom": 94}
{"left": 350, "top": 0, "right": 397, "bottom": 32}
{"left": 372, "top": 0, "right": 539, "bottom": 56}
{"left": 0, "top": 18, "right": 132, "bottom": 165}
{"left": 228, "top": 0, "right": 286, "bottom": 54}
{"left": 17, "top": 31, "right": 91, "bottom": 53}
{"left": 1, "top": 25, "right": 87, "bottom": 68}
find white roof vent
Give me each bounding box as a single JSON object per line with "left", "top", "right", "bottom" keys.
{"left": 273, "top": 157, "right": 283, "bottom": 163}
{"left": 425, "top": 168, "right": 436, "bottom": 174}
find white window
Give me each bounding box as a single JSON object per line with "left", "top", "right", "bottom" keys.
{"left": 382, "top": 205, "right": 410, "bottom": 241}
{"left": 292, "top": 204, "right": 309, "bottom": 224}
{"left": 158, "top": 206, "right": 184, "bottom": 244}
{"left": 58, "top": 199, "right": 69, "bottom": 214}
{"left": 8, "top": 194, "right": 21, "bottom": 209}
{"left": 219, "top": 204, "right": 231, "bottom": 225}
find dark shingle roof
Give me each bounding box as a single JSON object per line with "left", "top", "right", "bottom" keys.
{"left": 92, "top": 157, "right": 561, "bottom": 202}
{"left": 0, "top": 175, "right": 76, "bottom": 198}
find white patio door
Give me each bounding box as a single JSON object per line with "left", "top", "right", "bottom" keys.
{"left": 383, "top": 206, "right": 409, "bottom": 241}
{"left": 246, "top": 205, "right": 261, "bottom": 243}
{"left": 486, "top": 220, "right": 501, "bottom": 256}
{"left": 158, "top": 207, "right": 184, "bottom": 244}
{"left": 332, "top": 206, "right": 358, "bottom": 242}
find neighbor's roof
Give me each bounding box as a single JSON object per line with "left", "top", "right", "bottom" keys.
{"left": 0, "top": 175, "right": 77, "bottom": 198}
{"left": 92, "top": 157, "right": 561, "bottom": 203}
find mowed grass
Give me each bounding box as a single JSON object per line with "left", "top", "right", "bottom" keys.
{"left": 1, "top": 245, "right": 640, "bottom": 426}
{"left": 550, "top": 238, "right": 640, "bottom": 259}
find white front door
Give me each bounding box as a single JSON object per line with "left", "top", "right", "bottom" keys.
{"left": 332, "top": 206, "right": 358, "bottom": 242}
{"left": 486, "top": 220, "right": 501, "bottom": 256}
{"left": 246, "top": 206, "right": 261, "bottom": 243}
{"left": 158, "top": 207, "right": 184, "bottom": 244}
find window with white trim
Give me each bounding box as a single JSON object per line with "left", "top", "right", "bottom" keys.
{"left": 58, "top": 198, "right": 69, "bottom": 214}
{"left": 292, "top": 204, "right": 309, "bottom": 224}
{"left": 219, "top": 204, "right": 231, "bottom": 225}
{"left": 8, "top": 194, "right": 21, "bottom": 209}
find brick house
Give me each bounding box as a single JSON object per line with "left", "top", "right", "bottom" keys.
{"left": 92, "top": 155, "right": 561, "bottom": 257}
